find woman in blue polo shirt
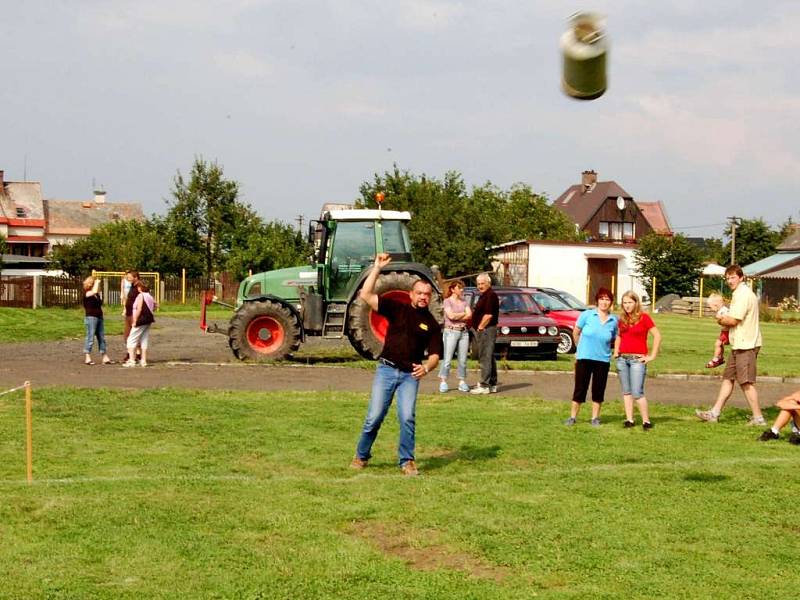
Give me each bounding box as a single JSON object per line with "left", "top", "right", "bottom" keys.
{"left": 565, "top": 287, "right": 618, "bottom": 427}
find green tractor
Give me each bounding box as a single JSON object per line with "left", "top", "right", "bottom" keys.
{"left": 202, "top": 205, "right": 443, "bottom": 361}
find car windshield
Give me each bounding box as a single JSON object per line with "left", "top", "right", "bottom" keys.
{"left": 554, "top": 290, "right": 588, "bottom": 310}
{"left": 499, "top": 293, "right": 541, "bottom": 314}
{"left": 531, "top": 291, "right": 571, "bottom": 311}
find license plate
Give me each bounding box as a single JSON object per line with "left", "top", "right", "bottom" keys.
{"left": 510, "top": 340, "right": 538, "bottom": 347}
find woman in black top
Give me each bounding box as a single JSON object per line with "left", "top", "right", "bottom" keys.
{"left": 83, "top": 276, "right": 113, "bottom": 365}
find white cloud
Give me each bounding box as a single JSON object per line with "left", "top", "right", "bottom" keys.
{"left": 83, "top": 0, "right": 267, "bottom": 31}
{"left": 213, "top": 50, "right": 274, "bottom": 80}
{"left": 397, "top": 0, "right": 466, "bottom": 30}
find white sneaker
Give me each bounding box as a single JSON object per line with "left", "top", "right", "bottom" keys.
{"left": 490, "top": 385, "right": 498, "bottom": 393}
{"left": 122, "top": 361, "right": 136, "bottom": 368}
{"left": 139, "top": 361, "right": 148, "bottom": 368}
{"left": 470, "top": 386, "right": 490, "bottom": 395}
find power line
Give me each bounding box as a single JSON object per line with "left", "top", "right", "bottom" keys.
{"left": 670, "top": 222, "right": 728, "bottom": 231}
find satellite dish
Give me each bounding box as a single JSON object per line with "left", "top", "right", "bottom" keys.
{"left": 616, "top": 196, "right": 625, "bottom": 210}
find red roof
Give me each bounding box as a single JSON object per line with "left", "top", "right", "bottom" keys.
{"left": 636, "top": 201, "right": 672, "bottom": 235}
{"left": 6, "top": 235, "right": 49, "bottom": 243}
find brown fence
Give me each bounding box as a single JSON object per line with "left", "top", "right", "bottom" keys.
{"left": 162, "top": 274, "right": 216, "bottom": 303}
{"left": 0, "top": 276, "right": 34, "bottom": 307}
{"left": 41, "top": 275, "right": 83, "bottom": 308}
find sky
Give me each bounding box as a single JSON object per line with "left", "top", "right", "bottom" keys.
{"left": 2, "top": 1, "right": 798, "bottom": 239}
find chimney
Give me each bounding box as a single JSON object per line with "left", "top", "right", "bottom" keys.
{"left": 94, "top": 189, "right": 107, "bottom": 204}
{"left": 0, "top": 170, "right": 4, "bottom": 187}
{"left": 581, "top": 170, "right": 597, "bottom": 191}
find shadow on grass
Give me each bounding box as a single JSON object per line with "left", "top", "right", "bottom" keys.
{"left": 422, "top": 445, "right": 502, "bottom": 472}
{"left": 682, "top": 471, "right": 731, "bottom": 483}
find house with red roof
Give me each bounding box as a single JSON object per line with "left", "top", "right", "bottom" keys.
{"left": 490, "top": 170, "right": 673, "bottom": 304}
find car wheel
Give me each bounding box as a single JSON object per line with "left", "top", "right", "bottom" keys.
{"left": 557, "top": 328, "right": 575, "bottom": 354}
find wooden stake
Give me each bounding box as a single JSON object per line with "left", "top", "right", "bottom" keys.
{"left": 24, "top": 381, "right": 32, "bottom": 484}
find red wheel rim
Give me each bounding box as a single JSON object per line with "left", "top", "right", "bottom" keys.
{"left": 246, "top": 316, "right": 285, "bottom": 354}
{"left": 369, "top": 290, "right": 410, "bottom": 343}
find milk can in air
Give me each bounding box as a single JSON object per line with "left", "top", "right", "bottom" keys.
{"left": 560, "top": 12, "right": 608, "bottom": 100}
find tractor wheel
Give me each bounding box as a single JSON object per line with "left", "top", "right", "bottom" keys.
{"left": 347, "top": 272, "right": 443, "bottom": 360}
{"left": 228, "top": 300, "right": 301, "bottom": 361}
{"left": 557, "top": 327, "right": 576, "bottom": 354}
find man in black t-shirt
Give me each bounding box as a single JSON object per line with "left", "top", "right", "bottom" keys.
{"left": 470, "top": 273, "right": 499, "bottom": 394}
{"left": 351, "top": 254, "right": 442, "bottom": 476}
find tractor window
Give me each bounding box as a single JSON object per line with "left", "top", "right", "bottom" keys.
{"left": 380, "top": 220, "right": 412, "bottom": 258}
{"left": 330, "top": 221, "right": 376, "bottom": 268}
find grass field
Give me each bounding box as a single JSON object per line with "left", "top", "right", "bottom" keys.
{"left": 1, "top": 387, "right": 798, "bottom": 598}
{"left": 4, "top": 306, "right": 798, "bottom": 377}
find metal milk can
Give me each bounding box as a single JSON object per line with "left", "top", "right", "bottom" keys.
{"left": 560, "top": 12, "right": 608, "bottom": 100}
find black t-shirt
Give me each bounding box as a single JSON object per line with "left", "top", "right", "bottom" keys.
{"left": 125, "top": 286, "right": 139, "bottom": 317}
{"left": 83, "top": 294, "right": 103, "bottom": 319}
{"left": 472, "top": 288, "right": 499, "bottom": 329}
{"left": 377, "top": 297, "right": 443, "bottom": 373}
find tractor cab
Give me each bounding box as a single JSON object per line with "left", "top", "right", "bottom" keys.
{"left": 308, "top": 209, "right": 413, "bottom": 302}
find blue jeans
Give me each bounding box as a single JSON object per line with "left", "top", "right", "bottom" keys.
{"left": 84, "top": 316, "right": 107, "bottom": 354}
{"left": 355, "top": 363, "right": 419, "bottom": 466}
{"left": 616, "top": 356, "right": 647, "bottom": 398}
{"left": 438, "top": 328, "right": 469, "bottom": 380}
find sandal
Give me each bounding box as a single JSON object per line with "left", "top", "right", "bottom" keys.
{"left": 84, "top": 360, "right": 95, "bottom": 365}
{"left": 102, "top": 359, "right": 115, "bottom": 365}
{"left": 705, "top": 357, "right": 724, "bottom": 368}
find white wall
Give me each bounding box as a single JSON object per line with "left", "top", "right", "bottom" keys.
{"left": 525, "top": 242, "right": 648, "bottom": 303}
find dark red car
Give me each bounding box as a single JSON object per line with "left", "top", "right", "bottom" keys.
{"left": 523, "top": 287, "right": 586, "bottom": 354}
{"left": 464, "top": 287, "right": 560, "bottom": 360}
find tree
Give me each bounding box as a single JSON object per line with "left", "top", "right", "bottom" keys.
{"left": 168, "top": 158, "right": 239, "bottom": 277}
{"left": 356, "top": 166, "right": 581, "bottom": 276}
{"left": 224, "top": 212, "right": 309, "bottom": 280}
{"left": 49, "top": 218, "right": 204, "bottom": 276}
{"left": 633, "top": 233, "right": 704, "bottom": 297}
{"left": 723, "top": 218, "right": 781, "bottom": 267}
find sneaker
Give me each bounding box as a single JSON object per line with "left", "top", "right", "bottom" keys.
{"left": 122, "top": 360, "right": 136, "bottom": 368}
{"left": 564, "top": 417, "right": 577, "bottom": 426}
{"left": 642, "top": 421, "right": 654, "bottom": 430}
{"left": 350, "top": 456, "right": 368, "bottom": 470}
{"left": 623, "top": 420, "right": 635, "bottom": 428}
{"left": 791, "top": 423, "right": 800, "bottom": 435}
{"left": 470, "top": 386, "right": 490, "bottom": 395}
{"left": 438, "top": 381, "right": 449, "bottom": 393}
{"left": 139, "top": 361, "right": 148, "bottom": 368}
{"left": 747, "top": 416, "right": 766, "bottom": 426}
{"left": 401, "top": 460, "right": 419, "bottom": 476}
{"left": 490, "top": 385, "right": 498, "bottom": 393}
{"left": 590, "top": 418, "right": 601, "bottom": 427}
{"left": 758, "top": 429, "right": 779, "bottom": 442}
{"left": 458, "top": 381, "right": 470, "bottom": 393}
{"left": 695, "top": 409, "right": 719, "bottom": 423}
{"left": 788, "top": 432, "right": 800, "bottom": 446}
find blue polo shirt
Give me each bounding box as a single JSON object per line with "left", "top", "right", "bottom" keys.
{"left": 575, "top": 309, "right": 618, "bottom": 362}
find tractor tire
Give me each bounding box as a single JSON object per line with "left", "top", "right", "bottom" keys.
{"left": 347, "top": 271, "right": 443, "bottom": 360}
{"left": 557, "top": 327, "right": 576, "bottom": 354}
{"left": 228, "top": 300, "right": 301, "bottom": 361}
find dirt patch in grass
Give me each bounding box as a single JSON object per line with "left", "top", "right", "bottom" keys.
{"left": 349, "top": 520, "right": 508, "bottom": 582}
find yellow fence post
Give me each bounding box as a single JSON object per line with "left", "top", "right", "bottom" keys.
{"left": 611, "top": 275, "right": 616, "bottom": 305}
{"left": 652, "top": 278, "right": 656, "bottom": 310}
{"left": 699, "top": 278, "right": 704, "bottom": 317}
{"left": 181, "top": 268, "right": 186, "bottom": 305}
{"left": 25, "top": 381, "right": 32, "bottom": 484}
{"left": 586, "top": 275, "right": 591, "bottom": 304}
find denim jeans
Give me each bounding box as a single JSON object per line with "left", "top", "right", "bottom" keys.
{"left": 438, "top": 328, "right": 469, "bottom": 380}
{"left": 356, "top": 363, "right": 419, "bottom": 466}
{"left": 84, "top": 316, "right": 107, "bottom": 354}
{"left": 616, "top": 356, "right": 647, "bottom": 398}
{"left": 474, "top": 326, "right": 497, "bottom": 387}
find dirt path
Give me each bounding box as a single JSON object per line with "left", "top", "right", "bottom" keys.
{"left": 1, "top": 317, "right": 796, "bottom": 408}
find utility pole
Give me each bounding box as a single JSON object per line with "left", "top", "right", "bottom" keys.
{"left": 728, "top": 216, "right": 739, "bottom": 265}
{"left": 295, "top": 214, "right": 305, "bottom": 233}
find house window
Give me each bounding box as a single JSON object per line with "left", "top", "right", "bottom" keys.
{"left": 599, "top": 221, "right": 635, "bottom": 241}
{"left": 16, "top": 207, "right": 27, "bottom": 218}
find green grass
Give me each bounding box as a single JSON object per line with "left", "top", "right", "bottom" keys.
{"left": 0, "top": 308, "right": 123, "bottom": 342}
{"left": 1, "top": 387, "right": 797, "bottom": 598}
{"left": 2, "top": 308, "right": 798, "bottom": 377}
